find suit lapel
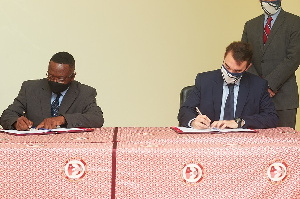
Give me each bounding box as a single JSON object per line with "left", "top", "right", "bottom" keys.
{"left": 235, "top": 74, "right": 250, "bottom": 117}
{"left": 264, "top": 10, "right": 286, "bottom": 51}
{"left": 59, "top": 81, "right": 79, "bottom": 114}
{"left": 40, "top": 79, "right": 52, "bottom": 118}
{"left": 257, "top": 15, "right": 265, "bottom": 54}
{"left": 212, "top": 72, "right": 224, "bottom": 120}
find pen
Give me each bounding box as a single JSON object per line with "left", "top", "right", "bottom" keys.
{"left": 22, "top": 110, "right": 32, "bottom": 130}
{"left": 196, "top": 107, "right": 211, "bottom": 128}
{"left": 195, "top": 107, "right": 202, "bottom": 115}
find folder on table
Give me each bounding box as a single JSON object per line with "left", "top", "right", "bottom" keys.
{"left": 171, "top": 126, "right": 257, "bottom": 134}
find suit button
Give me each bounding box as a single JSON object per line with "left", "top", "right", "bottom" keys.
{"left": 261, "top": 60, "right": 264, "bottom": 63}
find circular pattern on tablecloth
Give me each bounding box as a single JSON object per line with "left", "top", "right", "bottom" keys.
{"left": 62, "top": 158, "right": 87, "bottom": 181}
{"left": 181, "top": 162, "right": 204, "bottom": 185}
{"left": 266, "top": 159, "right": 289, "bottom": 184}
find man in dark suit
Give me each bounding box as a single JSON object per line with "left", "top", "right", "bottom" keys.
{"left": 178, "top": 41, "right": 278, "bottom": 129}
{"left": 241, "top": 0, "right": 300, "bottom": 128}
{"left": 1, "top": 52, "right": 104, "bottom": 130}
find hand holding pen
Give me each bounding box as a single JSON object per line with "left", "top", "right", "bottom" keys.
{"left": 14, "top": 111, "right": 33, "bottom": 131}
{"left": 191, "top": 107, "right": 211, "bottom": 129}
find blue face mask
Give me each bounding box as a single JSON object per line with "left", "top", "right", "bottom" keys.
{"left": 224, "top": 65, "right": 244, "bottom": 77}
{"left": 261, "top": 0, "right": 281, "bottom": 15}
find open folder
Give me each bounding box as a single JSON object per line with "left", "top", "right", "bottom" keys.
{"left": 0, "top": 128, "right": 94, "bottom": 136}
{"left": 171, "top": 126, "right": 257, "bottom": 134}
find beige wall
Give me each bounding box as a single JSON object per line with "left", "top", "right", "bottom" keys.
{"left": 0, "top": 1, "right": 299, "bottom": 129}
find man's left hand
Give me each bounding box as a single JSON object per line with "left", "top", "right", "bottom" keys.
{"left": 211, "top": 120, "right": 238, "bottom": 129}
{"left": 36, "top": 116, "right": 65, "bottom": 129}
{"left": 268, "top": 88, "right": 276, "bottom": 98}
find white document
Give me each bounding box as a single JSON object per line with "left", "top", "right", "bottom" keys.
{"left": 171, "top": 126, "right": 256, "bottom": 134}
{"left": 1, "top": 129, "right": 51, "bottom": 135}
{"left": 0, "top": 127, "right": 93, "bottom": 136}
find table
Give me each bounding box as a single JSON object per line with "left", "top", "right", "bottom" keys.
{"left": 0, "top": 127, "right": 299, "bottom": 198}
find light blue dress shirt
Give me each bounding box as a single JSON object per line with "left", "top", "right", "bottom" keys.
{"left": 50, "top": 89, "right": 69, "bottom": 106}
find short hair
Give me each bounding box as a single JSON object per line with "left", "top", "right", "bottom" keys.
{"left": 224, "top": 41, "right": 253, "bottom": 66}
{"left": 50, "top": 52, "right": 75, "bottom": 71}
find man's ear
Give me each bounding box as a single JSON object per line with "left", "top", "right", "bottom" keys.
{"left": 71, "top": 72, "right": 76, "bottom": 81}
{"left": 245, "top": 63, "right": 252, "bottom": 71}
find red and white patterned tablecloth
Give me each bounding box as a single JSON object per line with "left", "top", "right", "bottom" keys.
{"left": 0, "top": 127, "right": 115, "bottom": 199}
{"left": 0, "top": 127, "right": 299, "bottom": 199}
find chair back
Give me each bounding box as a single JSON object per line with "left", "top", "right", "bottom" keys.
{"left": 180, "top": 85, "right": 194, "bottom": 106}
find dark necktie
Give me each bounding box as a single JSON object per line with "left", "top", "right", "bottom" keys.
{"left": 51, "top": 93, "right": 61, "bottom": 117}
{"left": 224, "top": 84, "right": 234, "bottom": 120}
{"left": 264, "top": 16, "right": 273, "bottom": 44}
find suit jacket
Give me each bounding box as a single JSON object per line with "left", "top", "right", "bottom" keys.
{"left": 1, "top": 78, "right": 104, "bottom": 129}
{"left": 241, "top": 10, "right": 300, "bottom": 110}
{"left": 178, "top": 70, "right": 279, "bottom": 129}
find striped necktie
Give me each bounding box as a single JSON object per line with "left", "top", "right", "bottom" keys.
{"left": 51, "top": 93, "right": 61, "bottom": 117}
{"left": 264, "top": 16, "right": 273, "bottom": 44}
{"left": 224, "top": 84, "right": 234, "bottom": 120}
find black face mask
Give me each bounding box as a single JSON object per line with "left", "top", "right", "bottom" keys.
{"left": 48, "top": 81, "right": 71, "bottom": 94}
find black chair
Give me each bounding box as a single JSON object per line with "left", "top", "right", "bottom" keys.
{"left": 180, "top": 85, "right": 194, "bottom": 106}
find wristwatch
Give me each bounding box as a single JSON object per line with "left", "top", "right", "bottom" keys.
{"left": 235, "top": 117, "right": 243, "bottom": 128}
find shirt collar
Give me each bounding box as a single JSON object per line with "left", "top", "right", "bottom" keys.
{"left": 223, "top": 80, "right": 241, "bottom": 87}
{"left": 264, "top": 7, "right": 281, "bottom": 22}
{"left": 52, "top": 87, "right": 69, "bottom": 97}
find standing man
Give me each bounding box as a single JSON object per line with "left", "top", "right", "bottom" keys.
{"left": 241, "top": 0, "right": 300, "bottom": 128}
{"left": 1, "top": 52, "right": 104, "bottom": 130}
{"left": 178, "top": 41, "right": 278, "bottom": 129}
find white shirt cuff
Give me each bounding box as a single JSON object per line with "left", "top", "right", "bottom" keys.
{"left": 188, "top": 118, "right": 196, "bottom": 128}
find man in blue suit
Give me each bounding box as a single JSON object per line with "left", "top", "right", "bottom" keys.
{"left": 178, "top": 41, "right": 279, "bottom": 129}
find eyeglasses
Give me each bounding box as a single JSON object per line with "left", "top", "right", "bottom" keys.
{"left": 46, "top": 72, "right": 74, "bottom": 83}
